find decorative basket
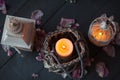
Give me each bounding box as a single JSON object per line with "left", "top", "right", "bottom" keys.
{"left": 43, "top": 27, "right": 89, "bottom": 78}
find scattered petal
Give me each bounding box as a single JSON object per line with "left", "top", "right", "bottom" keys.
{"left": 36, "top": 20, "right": 41, "bottom": 25}
{"left": 36, "top": 56, "right": 43, "bottom": 61}
{"left": 72, "top": 67, "right": 80, "bottom": 79}
{"left": 61, "top": 73, "right": 67, "bottom": 78}
{"left": 7, "top": 49, "right": 13, "bottom": 56}
{"left": 60, "top": 18, "right": 75, "bottom": 27}
{"left": 32, "top": 73, "right": 39, "bottom": 79}
{"left": 96, "top": 62, "right": 109, "bottom": 78}
{"left": 31, "top": 9, "right": 44, "bottom": 25}
{"left": 36, "top": 52, "right": 45, "bottom": 61}
{"left": 103, "top": 45, "right": 115, "bottom": 57}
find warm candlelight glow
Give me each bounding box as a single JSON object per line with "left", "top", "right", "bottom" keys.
{"left": 95, "top": 32, "right": 103, "bottom": 40}
{"left": 55, "top": 38, "right": 73, "bottom": 57}
{"left": 91, "top": 24, "right": 112, "bottom": 41}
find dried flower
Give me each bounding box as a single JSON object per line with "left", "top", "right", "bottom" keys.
{"left": 96, "top": 62, "right": 109, "bottom": 78}
{"left": 103, "top": 45, "right": 115, "bottom": 57}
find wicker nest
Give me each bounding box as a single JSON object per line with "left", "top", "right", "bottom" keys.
{"left": 43, "top": 28, "right": 89, "bottom": 78}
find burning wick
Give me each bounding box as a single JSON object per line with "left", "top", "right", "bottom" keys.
{"left": 99, "top": 32, "right": 103, "bottom": 36}
{"left": 55, "top": 38, "right": 73, "bottom": 57}
{"left": 94, "top": 32, "right": 103, "bottom": 41}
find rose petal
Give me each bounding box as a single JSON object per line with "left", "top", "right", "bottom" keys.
{"left": 31, "top": 10, "right": 44, "bottom": 20}
{"left": 60, "top": 18, "right": 75, "bottom": 27}
{"left": 31, "top": 10, "right": 44, "bottom": 25}
{"left": 103, "top": 45, "right": 115, "bottom": 57}
{"left": 7, "top": 50, "right": 13, "bottom": 56}
{"left": 36, "top": 20, "right": 41, "bottom": 25}
{"left": 36, "top": 56, "right": 43, "bottom": 61}
{"left": 96, "top": 62, "right": 109, "bottom": 78}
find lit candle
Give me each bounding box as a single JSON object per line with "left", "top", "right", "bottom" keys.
{"left": 95, "top": 31, "right": 103, "bottom": 41}
{"left": 55, "top": 38, "right": 73, "bottom": 57}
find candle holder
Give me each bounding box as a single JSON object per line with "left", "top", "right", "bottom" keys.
{"left": 43, "top": 27, "right": 89, "bottom": 79}
{"left": 88, "top": 14, "right": 117, "bottom": 46}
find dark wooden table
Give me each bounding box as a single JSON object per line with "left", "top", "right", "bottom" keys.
{"left": 0, "top": 0, "right": 120, "bottom": 80}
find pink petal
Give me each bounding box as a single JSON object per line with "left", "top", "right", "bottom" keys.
{"left": 103, "top": 45, "right": 115, "bottom": 57}
{"left": 60, "top": 18, "right": 75, "bottom": 27}
{"left": 36, "top": 20, "right": 41, "bottom": 25}
{"left": 31, "top": 10, "right": 44, "bottom": 20}
{"left": 31, "top": 10, "right": 43, "bottom": 25}
{"left": 7, "top": 50, "right": 13, "bottom": 56}
{"left": 32, "top": 73, "right": 39, "bottom": 78}
{"left": 36, "top": 56, "right": 43, "bottom": 61}
{"left": 96, "top": 62, "right": 109, "bottom": 78}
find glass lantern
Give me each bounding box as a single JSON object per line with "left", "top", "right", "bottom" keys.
{"left": 88, "top": 14, "right": 117, "bottom": 46}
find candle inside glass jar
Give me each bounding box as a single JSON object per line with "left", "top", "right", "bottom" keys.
{"left": 95, "top": 32, "right": 103, "bottom": 40}
{"left": 55, "top": 38, "right": 73, "bottom": 57}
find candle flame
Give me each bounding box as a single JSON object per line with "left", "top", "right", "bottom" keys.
{"left": 62, "top": 45, "right": 66, "bottom": 49}
{"left": 99, "top": 32, "right": 102, "bottom": 36}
